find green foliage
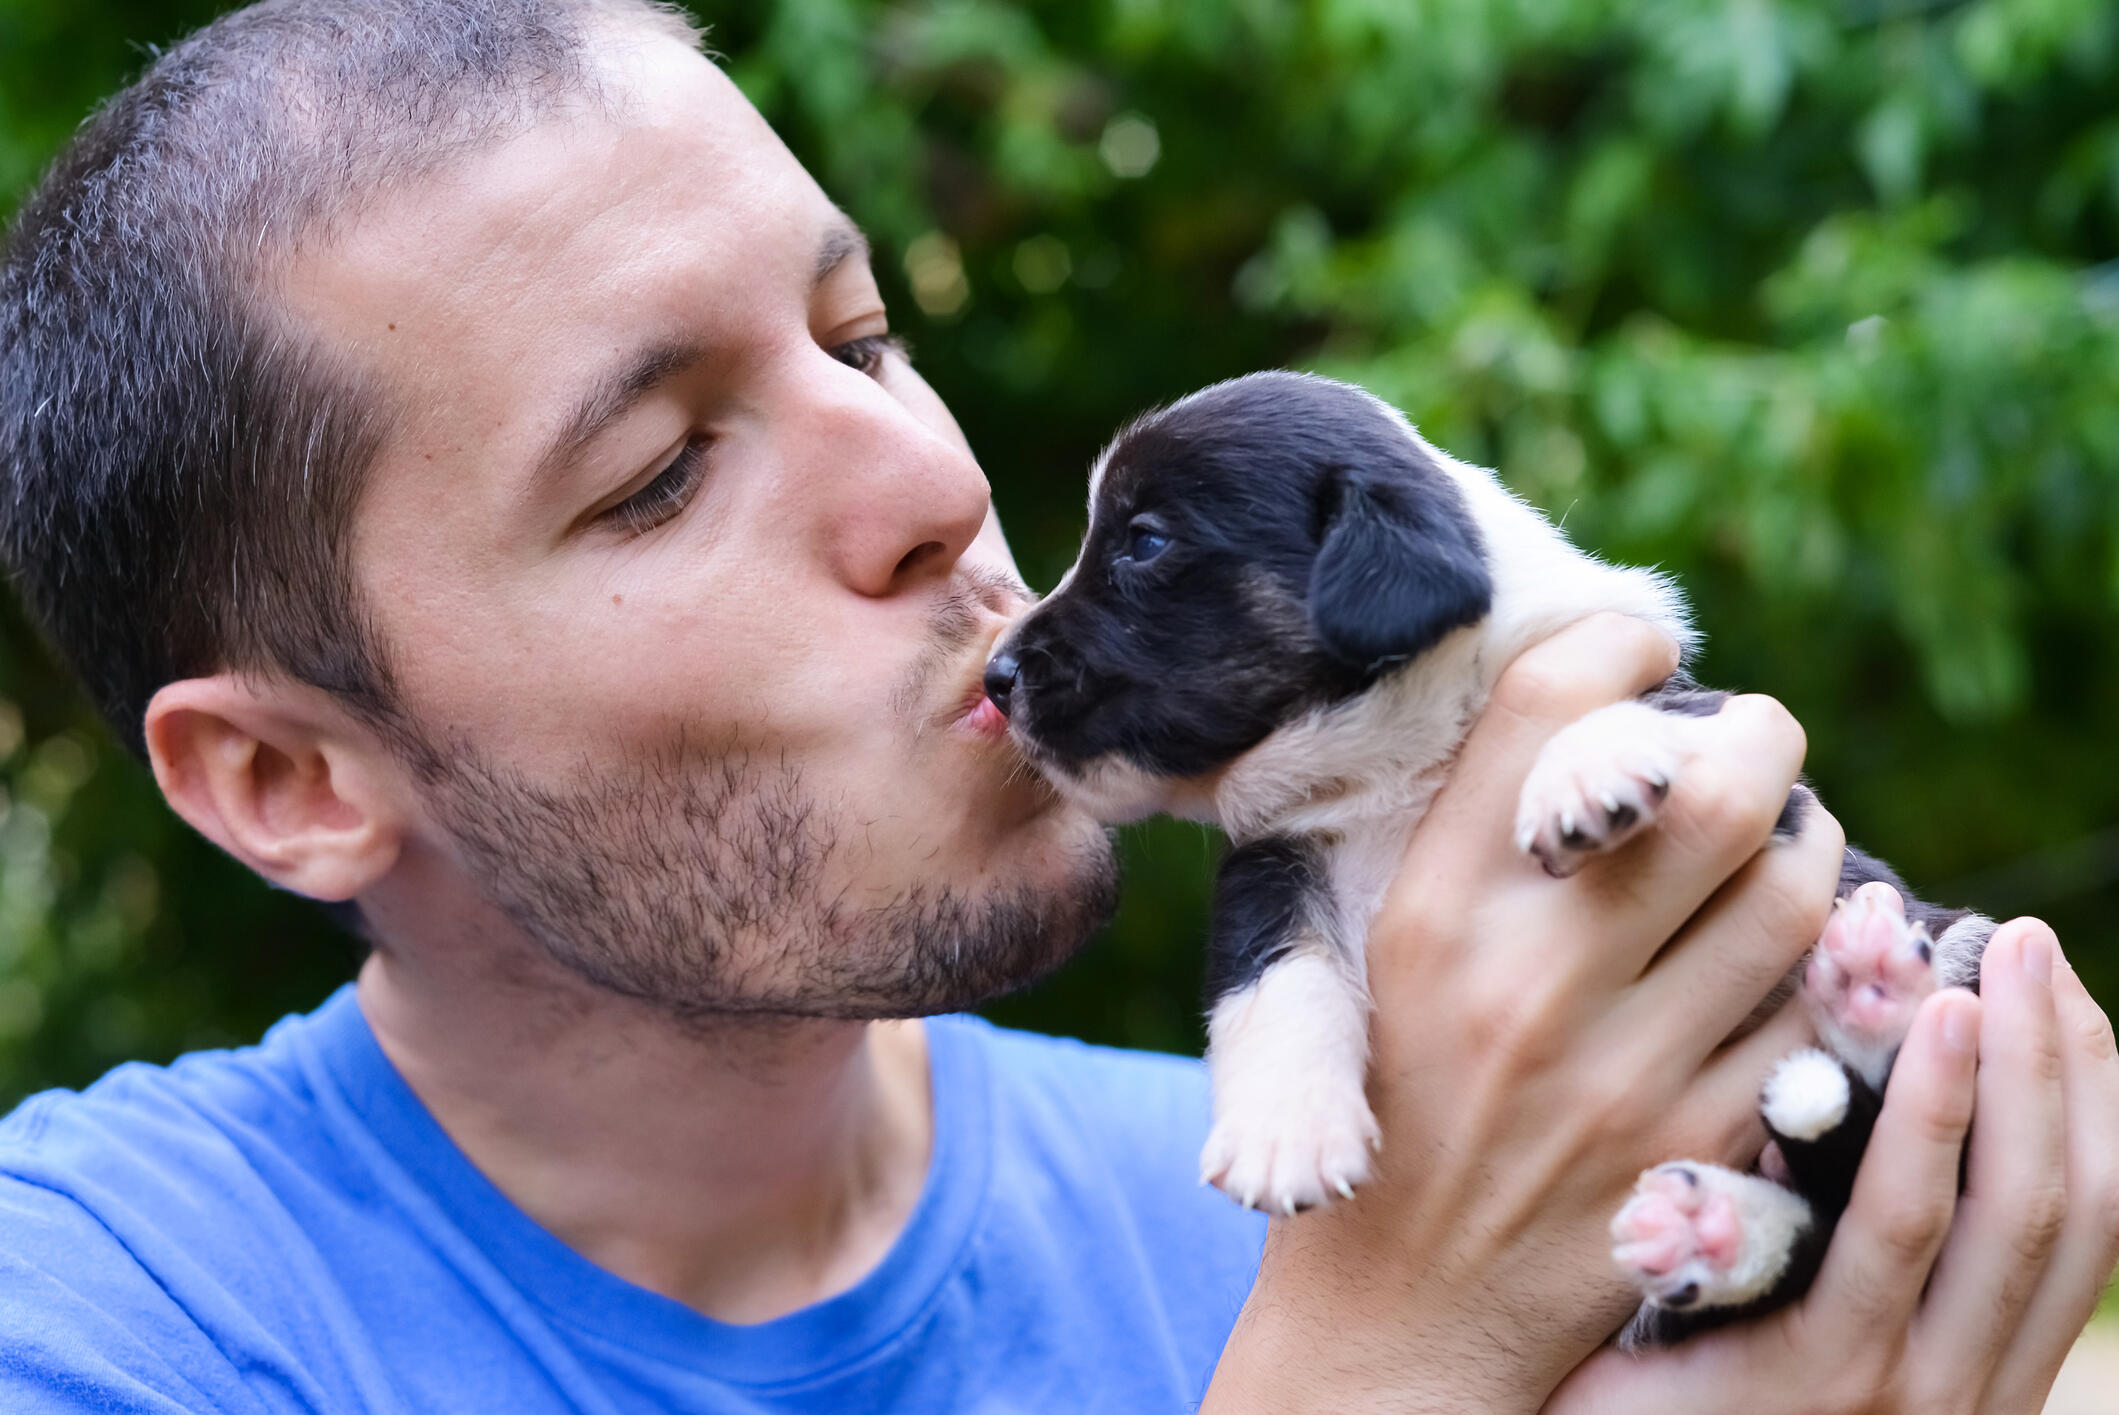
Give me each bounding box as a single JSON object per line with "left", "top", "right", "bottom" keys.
{"left": 1, "top": 0, "right": 2115, "bottom": 1097}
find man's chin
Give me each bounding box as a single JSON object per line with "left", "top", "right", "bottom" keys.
{"left": 818, "top": 821, "right": 1121, "bottom": 1021}
{"left": 419, "top": 716, "right": 1119, "bottom": 1028}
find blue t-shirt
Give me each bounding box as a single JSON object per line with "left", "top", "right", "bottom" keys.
{"left": 0, "top": 987, "right": 1265, "bottom": 1412}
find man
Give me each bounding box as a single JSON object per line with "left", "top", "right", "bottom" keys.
{"left": 0, "top": 1, "right": 2112, "bottom": 1410}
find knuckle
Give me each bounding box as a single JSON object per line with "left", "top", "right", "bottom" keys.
{"left": 1751, "top": 847, "right": 1839, "bottom": 944}
{"left": 1725, "top": 692, "right": 1808, "bottom": 763}
{"left": 2030, "top": 1023, "right": 2068, "bottom": 1086}
{"left": 1663, "top": 753, "right": 1784, "bottom": 855}
{"left": 1489, "top": 653, "right": 1584, "bottom": 720}
{"left": 1490, "top": 615, "right": 1676, "bottom": 719}
{"left": 1463, "top": 982, "right": 1566, "bottom": 1071}
{"left": 1794, "top": 792, "right": 1848, "bottom": 859}
{"left": 1894, "top": 1380, "right": 1969, "bottom": 1415}
{"left": 2004, "top": 1183, "right": 2069, "bottom": 1265}
{"left": 1576, "top": 1062, "right": 1658, "bottom": 1140}
{"left": 1874, "top": 1194, "right": 1952, "bottom": 1268}
{"left": 1461, "top": 968, "right": 1589, "bottom": 1080}
{"left": 2093, "top": 1172, "right": 2119, "bottom": 1250}
{"left": 1581, "top": 611, "right": 1680, "bottom": 674}
{"left": 1818, "top": 1349, "right": 1898, "bottom": 1415}
{"left": 1913, "top": 1092, "right": 1975, "bottom": 1149}
{"left": 2072, "top": 995, "right": 2117, "bottom": 1061}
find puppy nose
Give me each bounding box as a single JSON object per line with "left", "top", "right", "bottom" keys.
{"left": 983, "top": 649, "right": 1021, "bottom": 716}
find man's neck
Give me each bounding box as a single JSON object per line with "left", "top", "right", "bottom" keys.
{"left": 353, "top": 928, "right": 933, "bottom": 1324}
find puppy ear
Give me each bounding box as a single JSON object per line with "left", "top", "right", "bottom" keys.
{"left": 1308, "top": 470, "right": 1492, "bottom": 669}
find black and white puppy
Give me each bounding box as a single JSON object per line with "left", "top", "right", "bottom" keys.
{"left": 982, "top": 371, "right": 1994, "bottom": 1345}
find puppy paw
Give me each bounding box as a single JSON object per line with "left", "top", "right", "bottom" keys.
{"left": 1805, "top": 882, "right": 1936, "bottom": 1087}
{"left": 1611, "top": 1163, "right": 1812, "bottom": 1311}
{"left": 1760, "top": 1048, "right": 1852, "bottom": 1142}
{"left": 1199, "top": 1084, "right": 1381, "bottom": 1216}
{"left": 1515, "top": 702, "right": 1684, "bottom": 877}
{"left": 1203, "top": 950, "right": 1377, "bottom": 1215}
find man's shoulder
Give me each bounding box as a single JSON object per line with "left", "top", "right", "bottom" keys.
{"left": 0, "top": 1004, "right": 329, "bottom": 1203}
{"left": 0, "top": 1015, "right": 336, "bottom": 1414}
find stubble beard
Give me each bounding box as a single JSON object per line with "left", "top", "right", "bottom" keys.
{"left": 400, "top": 574, "right": 1118, "bottom": 1024}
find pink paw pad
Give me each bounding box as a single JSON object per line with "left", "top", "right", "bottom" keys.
{"left": 1805, "top": 882, "right": 1935, "bottom": 1054}
{"left": 1611, "top": 1166, "right": 1741, "bottom": 1307}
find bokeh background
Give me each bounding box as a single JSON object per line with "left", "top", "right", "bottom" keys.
{"left": 1, "top": 0, "right": 2116, "bottom": 1105}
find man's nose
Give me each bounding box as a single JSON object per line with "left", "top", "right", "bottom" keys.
{"left": 805, "top": 362, "right": 992, "bottom": 598}
{"left": 983, "top": 648, "right": 1020, "bottom": 715}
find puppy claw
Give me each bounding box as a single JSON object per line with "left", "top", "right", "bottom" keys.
{"left": 1516, "top": 702, "right": 1687, "bottom": 874}
{"left": 1204, "top": 953, "right": 1379, "bottom": 1216}
{"left": 1198, "top": 1087, "right": 1381, "bottom": 1217}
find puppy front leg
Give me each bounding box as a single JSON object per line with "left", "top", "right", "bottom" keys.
{"left": 1514, "top": 698, "right": 1696, "bottom": 877}
{"left": 1199, "top": 836, "right": 1377, "bottom": 1214}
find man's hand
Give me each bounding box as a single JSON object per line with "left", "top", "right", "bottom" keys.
{"left": 1206, "top": 613, "right": 2119, "bottom": 1413}
{"left": 1207, "top": 612, "right": 1845, "bottom": 1412}
{"left": 1546, "top": 914, "right": 2119, "bottom": 1415}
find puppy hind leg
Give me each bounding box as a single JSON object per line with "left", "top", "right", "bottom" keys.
{"left": 1610, "top": 1162, "right": 1814, "bottom": 1318}
{"left": 1200, "top": 948, "right": 1378, "bottom": 1215}
{"left": 1802, "top": 881, "right": 1973, "bottom": 1090}
{"left": 1763, "top": 1048, "right": 1884, "bottom": 1243}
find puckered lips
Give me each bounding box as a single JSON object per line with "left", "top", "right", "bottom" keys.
{"left": 949, "top": 620, "right": 1022, "bottom": 743}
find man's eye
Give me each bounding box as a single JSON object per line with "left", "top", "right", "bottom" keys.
{"left": 1122, "top": 521, "right": 1171, "bottom": 564}
{"left": 830, "top": 333, "right": 906, "bottom": 374}
{"left": 599, "top": 437, "right": 709, "bottom": 535}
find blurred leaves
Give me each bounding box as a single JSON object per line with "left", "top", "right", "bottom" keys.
{"left": 2, "top": 0, "right": 2117, "bottom": 1091}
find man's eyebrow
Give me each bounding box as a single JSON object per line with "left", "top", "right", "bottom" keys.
{"left": 529, "top": 338, "right": 708, "bottom": 494}
{"left": 528, "top": 221, "right": 870, "bottom": 496}
{"left": 814, "top": 220, "right": 871, "bottom": 289}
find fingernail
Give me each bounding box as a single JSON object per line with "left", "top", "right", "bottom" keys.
{"left": 2021, "top": 929, "right": 2055, "bottom": 987}
{"left": 1942, "top": 996, "right": 1979, "bottom": 1055}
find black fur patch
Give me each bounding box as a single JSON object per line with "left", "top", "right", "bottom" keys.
{"left": 1204, "top": 834, "right": 1327, "bottom": 1003}
{"left": 994, "top": 373, "right": 1493, "bottom": 782}
{"left": 1309, "top": 468, "right": 1490, "bottom": 670}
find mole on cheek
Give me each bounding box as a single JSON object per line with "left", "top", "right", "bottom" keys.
{"left": 612, "top": 594, "right": 623, "bottom": 606}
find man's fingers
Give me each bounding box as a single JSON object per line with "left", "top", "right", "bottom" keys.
{"left": 1617, "top": 789, "right": 1842, "bottom": 1049}
{"left": 1660, "top": 998, "right": 1814, "bottom": 1168}
{"left": 1809, "top": 989, "right": 1980, "bottom": 1337}
{"left": 1912, "top": 921, "right": 2066, "bottom": 1398}
{"left": 1411, "top": 613, "right": 1678, "bottom": 882}
{"left": 1977, "top": 945, "right": 2119, "bottom": 1414}
{"left": 1554, "top": 695, "right": 1807, "bottom": 970}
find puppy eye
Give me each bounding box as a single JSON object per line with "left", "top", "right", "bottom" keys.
{"left": 1122, "top": 519, "right": 1171, "bottom": 564}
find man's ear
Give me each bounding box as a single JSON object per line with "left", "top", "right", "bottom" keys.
{"left": 143, "top": 674, "right": 406, "bottom": 901}
{"left": 1307, "top": 468, "right": 1493, "bottom": 670}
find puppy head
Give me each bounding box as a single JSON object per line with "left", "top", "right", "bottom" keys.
{"left": 986, "top": 371, "right": 1492, "bottom": 821}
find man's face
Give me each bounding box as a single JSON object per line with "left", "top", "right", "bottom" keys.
{"left": 285, "top": 30, "right": 1115, "bottom": 1018}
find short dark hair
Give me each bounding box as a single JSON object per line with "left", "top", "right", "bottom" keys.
{"left": 0, "top": 0, "right": 698, "bottom": 755}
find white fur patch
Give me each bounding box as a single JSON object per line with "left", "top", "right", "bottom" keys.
{"left": 1932, "top": 912, "right": 1997, "bottom": 992}
{"left": 1037, "top": 751, "right": 1183, "bottom": 824}
{"left": 1761, "top": 1048, "right": 1851, "bottom": 1142}
{"left": 1200, "top": 949, "right": 1378, "bottom": 1215}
